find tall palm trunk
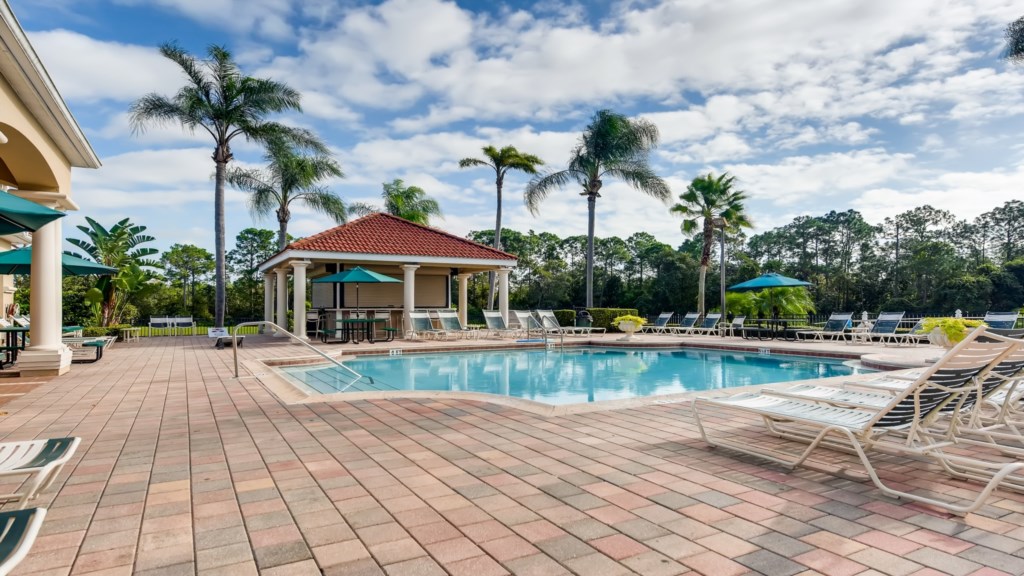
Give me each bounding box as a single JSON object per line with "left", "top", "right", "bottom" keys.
{"left": 276, "top": 207, "right": 290, "bottom": 251}
{"left": 697, "top": 220, "right": 714, "bottom": 316}
{"left": 487, "top": 176, "right": 504, "bottom": 310}
{"left": 214, "top": 157, "right": 227, "bottom": 328}
{"left": 586, "top": 193, "right": 597, "bottom": 307}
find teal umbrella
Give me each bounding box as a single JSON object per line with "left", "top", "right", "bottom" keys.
{"left": 0, "top": 247, "right": 117, "bottom": 276}
{"left": 728, "top": 273, "right": 812, "bottom": 291}
{"left": 312, "top": 266, "right": 402, "bottom": 313}
{"left": 0, "top": 191, "right": 65, "bottom": 235}
{"left": 728, "top": 273, "right": 813, "bottom": 317}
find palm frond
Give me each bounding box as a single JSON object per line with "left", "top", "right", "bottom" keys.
{"left": 1005, "top": 16, "right": 1024, "bottom": 63}
{"left": 524, "top": 170, "right": 577, "bottom": 215}
{"left": 348, "top": 202, "right": 378, "bottom": 218}
{"left": 297, "top": 189, "right": 348, "bottom": 224}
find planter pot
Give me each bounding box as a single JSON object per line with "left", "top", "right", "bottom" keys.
{"left": 927, "top": 328, "right": 954, "bottom": 349}
{"left": 617, "top": 321, "right": 640, "bottom": 341}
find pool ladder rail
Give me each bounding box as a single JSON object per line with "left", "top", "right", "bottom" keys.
{"left": 537, "top": 315, "right": 564, "bottom": 350}
{"left": 231, "top": 321, "right": 373, "bottom": 392}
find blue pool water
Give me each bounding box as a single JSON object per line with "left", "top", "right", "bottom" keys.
{"left": 280, "top": 347, "right": 871, "bottom": 406}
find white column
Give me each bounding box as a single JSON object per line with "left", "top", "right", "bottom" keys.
{"left": 275, "top": 268, "right": 288, "bottom": 337}
{"left": 457, "top": 273, "right": 470, "bottom": 327}
{"left": 53, "top": 216, "right": 63, "bottom": 331}
{"left": 400, "top": 264, "right": 419, "bottom": 335}
{"left": 497, "top": 268, "right": 510, "bottom": 326}
{"left": 291, "top": 261, "right": 310, "bottom": 340}
{"left": 263, "top": 273, "right": 274, "bottom": 323}
{"left": 20, "top": 219, "right": 71, "bottom": 375}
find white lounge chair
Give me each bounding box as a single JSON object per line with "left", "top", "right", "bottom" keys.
{"left": 535, "top": 310, "right": 606, "bottom": 335}
{"left": 983, "top": 311, "right": 1020, "bottom": 330}
{"left": 796, "top": 312, "right": 852, "bottom": 341}
{"left": 668, "top": 312, "right": 701, "bottom": 335}
{"left": 0, "top": 507, "right": 46, "bottom": 576}
{"left": 406, "top": 312, "right": 443, "bottom": 340}
{"left": 692, "top": 328, "right": 1024, "bottom": 515}
{"left": 688, "top": 313, "right": 722, "bottom": 336}
{"left": 0, "top": 437, "right": 80, "bottom": 507}
{"left": 436, "top": 311, "right": 478, "bottom": 340}
{"left": 851, "top": 311, "right": 904, "bottom": 346}
{"left": 482, "top": 311, "right": 521, "bottom": 338}
{"left": 639, "top": 312, "right": 674, "bottom": 334}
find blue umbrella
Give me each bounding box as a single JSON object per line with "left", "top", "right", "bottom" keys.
{"left": 311, "top": 266, "right": 402, "bottom": 313}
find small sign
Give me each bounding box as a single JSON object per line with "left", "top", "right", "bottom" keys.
{"left": 208, "top": 328, "right": 229, "bottom": 338}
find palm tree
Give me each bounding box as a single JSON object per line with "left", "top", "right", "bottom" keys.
{"left": 129, "top": 43, "right": 327, "bottom": 327}
{"left": 459, "top": 145, "right": 544, "bottom": 309}
{"left": 1004, "top": 16, "right": 1024, "bottom": 63}
{"left": 349, "top": 179, "right": 443, "bottom": 226}
{"left": 525, "top": 110, "right": 670, "bottom": 307}
{"left": 670, "top": 172, "right": 753, "bottom": 316}
{"left": 67, "top": 217, "right": 160, "bottom": 326}
{"left": 228, "top": 138, "right": 346, "bottom": 250}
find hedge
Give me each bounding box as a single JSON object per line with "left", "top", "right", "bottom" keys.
{"left": 587, "top": 308, "right": 639, "bottom": 331}
{"left": 554, "top": 309, "right": 576, "bottom": 327}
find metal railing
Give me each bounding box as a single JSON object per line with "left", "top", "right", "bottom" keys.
{"left": 539, "top": 315, "right": 564, "bottom": 350}
{"left": 231, "top": 321, "right": 371, "bottom": 392}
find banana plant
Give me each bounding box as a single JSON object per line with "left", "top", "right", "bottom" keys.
{"left": 66, "top": 218, "right": 160, "bottom": 326}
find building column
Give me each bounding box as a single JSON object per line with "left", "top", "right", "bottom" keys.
{"left": 275, "top": 268, "right": 288, "bottom": 337}
{"left": 263, "top": 273, "right": 274, "bottom": 323}
{"left": 457, "top": 273, "right": 470, "bottom": 327}
{"left": 19, "top": 219, "right": 70, "bottom": 376}
{"left": 497, "top": 268, "right": 510, "bottom": 326}
{"left": 53, "top": 216, "right": 63, "bottom": 332}
{"left": 400, "top": 264, "right": 419, "bottom": 335}
{"left": 291, "top": 261, "right": 310, "bottom": 340}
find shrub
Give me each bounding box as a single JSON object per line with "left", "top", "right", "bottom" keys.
{"left": 920, "top": 317, "right": 984, "bottom": 344}
{"left": 554, "top": 309, "right": 575, "bottom": 327}
{"left": 587, "top": 308, "right": 639, "bottom": 331}
{"left": 83, "top": 324, "right": 132, "bottom": 339}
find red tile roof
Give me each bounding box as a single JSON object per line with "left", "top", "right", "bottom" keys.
{"left": 281, "top": 213, "right": 517, "bottom": 261}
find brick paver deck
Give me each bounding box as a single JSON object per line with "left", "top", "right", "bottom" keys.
{"left": 4, "top": 335, "right": 1023, "bottom": 575}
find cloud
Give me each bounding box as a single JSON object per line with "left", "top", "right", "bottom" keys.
{"left": 28, "top": 30, "right": 182, "bottom": 103}
{"left": 724, "top": 149, "right": 915, "bottom": 206}
{"left": 852, "top": 164, "right": 1024, "bottom": 224}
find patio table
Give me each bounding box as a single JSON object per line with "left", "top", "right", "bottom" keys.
{"left": 0, "top": 326, "right": 28, "bottom": 368}
{"left": 324, "top": 318, "right": 386, "bottom": 344}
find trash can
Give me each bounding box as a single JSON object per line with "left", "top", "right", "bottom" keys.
{"left": 576, "top": 310, "right": 593, "bottom": 328}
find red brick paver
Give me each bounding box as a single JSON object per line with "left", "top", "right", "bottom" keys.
{"left": 3, "top": 335, "right": 1024, "bottom": 575}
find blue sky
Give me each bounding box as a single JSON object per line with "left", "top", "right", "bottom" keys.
{"left": 10, "top": 0, "right": 1024, "bottom": 254}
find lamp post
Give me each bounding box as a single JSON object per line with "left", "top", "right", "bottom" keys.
{"left": 711, "top": 216, "right": 728, "bottom": 336}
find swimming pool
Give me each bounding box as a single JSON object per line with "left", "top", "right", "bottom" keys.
{"left": 279, "top": 347, "right": 870, "bottom": 406}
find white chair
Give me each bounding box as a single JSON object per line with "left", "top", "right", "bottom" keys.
{"left": 148, "top": 316, "right": 172, "bottom": 335}
{"left": 0, "top": 437, "right": 80, "bottom": 507}
{"left": 0, "top": 507, "right": 46, "bottom": 576}
{"left": 173, "top": 316, "right": 195, "bottom": 336}
{"left": 692, "top": 328, "right": 1024, "bottom": 515}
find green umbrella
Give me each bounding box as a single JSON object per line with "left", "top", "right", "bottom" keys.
{"left": 312, "top": 266, "right": 402, "bottom": 313}
{"left": 0, "top": 191, "right": 65, "bottom": 235}
{"left": 0, "top": 247, "right": 117, "bottom": 276}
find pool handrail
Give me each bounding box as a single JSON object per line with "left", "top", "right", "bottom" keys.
{"left": 538, "top": 315, "right": 564, "bottom": 350}
{"left": 231, "top": 321, "right": 371, "bottom": 390}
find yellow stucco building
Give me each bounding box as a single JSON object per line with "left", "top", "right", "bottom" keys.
{"left": 0, "top": 1, "right": 100, "bottom": 374}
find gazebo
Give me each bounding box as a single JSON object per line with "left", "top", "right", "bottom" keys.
{"left": 257, "top": 213, "right": 518, "bottom": 339}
